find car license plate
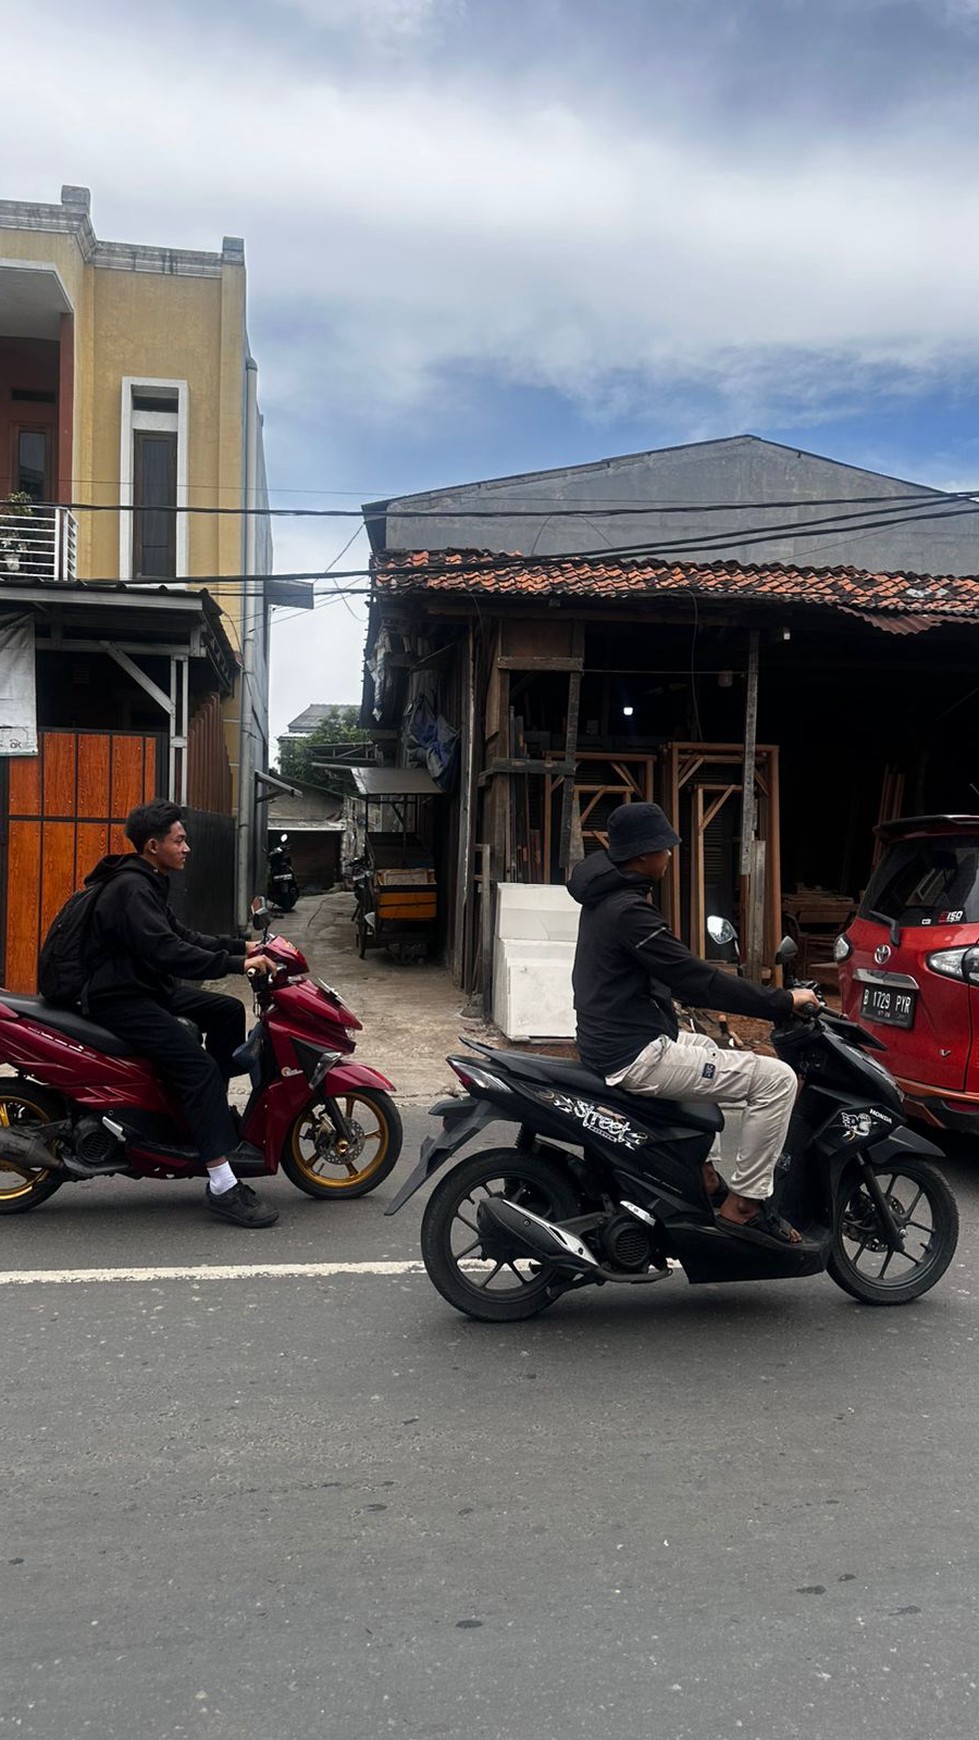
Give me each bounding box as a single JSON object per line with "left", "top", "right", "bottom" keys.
{"left": 860, "top": 984, "right": 917, "bottom": 1029}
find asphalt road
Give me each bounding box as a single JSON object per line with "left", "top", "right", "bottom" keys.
{"left": 5, "top": 1109, "right": 979, "bottom": 1740}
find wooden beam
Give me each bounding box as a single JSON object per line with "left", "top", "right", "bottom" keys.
{"left": 497, "top": 656, "right": 584, "bottom": 671}
{"left": 480, "top": 758, "right": 575, "bottom": 782}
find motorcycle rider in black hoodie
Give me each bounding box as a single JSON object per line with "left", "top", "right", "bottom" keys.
{"left": 568, "top": 803, "right": 820, "bottom": 1249}
{"left": 83, "top": 801, "right": 280, "bottom": 1228}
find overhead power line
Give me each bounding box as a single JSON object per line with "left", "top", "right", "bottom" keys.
{"left": 41, "top": 489, "right": 979, "bottom": 519}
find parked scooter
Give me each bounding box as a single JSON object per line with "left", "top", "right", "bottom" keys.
{"left": 0, "top": 901, "right": 402, "bottom": 1214}
{"left": 267, "top": 833, "right": 299, "bottom": 912}
{"left": 386, "top": 925, "right": 958, "bottom": 1321}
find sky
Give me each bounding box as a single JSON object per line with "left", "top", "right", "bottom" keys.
{"left": 5, "top": 0, "right": 979, "bottom": 748}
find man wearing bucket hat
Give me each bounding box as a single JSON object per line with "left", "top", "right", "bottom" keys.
{"left": 568, "top": 802, "right": 820, "bottom": 1249}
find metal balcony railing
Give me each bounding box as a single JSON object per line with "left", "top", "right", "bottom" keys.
{"left": 0, "top": 507, "right": 78, "bottom": 582}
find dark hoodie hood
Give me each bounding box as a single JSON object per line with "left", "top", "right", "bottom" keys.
{"left": 84, "top": 852, "right": 154, "bottom": 887}
{"left": 567, "top": 849, "right": 654, "bottom": 909}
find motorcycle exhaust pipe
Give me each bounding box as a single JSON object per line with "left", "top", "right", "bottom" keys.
{"left": 476, "top": 1198, "right": 674, "bottom": 1287}
{"left": 477, "top": 1198, "right": 601, "bottom": 1272}
{"left": 0, "top": 1124, "right": 63, "bottom": 1177}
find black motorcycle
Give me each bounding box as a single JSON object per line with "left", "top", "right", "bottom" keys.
{"left": 267, "top": 833, "right": 299, "bottom": 913}
{"left": 386, "top": 934, "right": 959, "bottom": 1322}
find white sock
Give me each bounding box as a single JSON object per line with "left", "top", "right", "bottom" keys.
{"left": 207, "top": 1161, "right": 238, "bottom": 1194}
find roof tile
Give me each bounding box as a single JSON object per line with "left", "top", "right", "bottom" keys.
{"left": 375, "top": 550, "right": 979, "bottom": 624}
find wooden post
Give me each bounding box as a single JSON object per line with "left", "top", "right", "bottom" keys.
{"left": 453, "top": 624, "right": 476, "bottom": 981}
{"left": 557, "top": 623, "right": 584, "bottom": 873}
{"left": 740, "top": 630, "right": 759, "bottom": 877}
{"left": 739, "top": 631, "right": 761, "bottom": 977}
{"left": 768, "top": 745, "right": 782, "bottom": 971}
{"left": 478, "top": 842, "right": 494, "bottom": 1017}
{"left": 745, "top": 839, "right": 767, "bottom": 981}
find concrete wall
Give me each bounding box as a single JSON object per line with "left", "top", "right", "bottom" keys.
{"left": 373, "top": 435, "right": 979, "bottom": 578}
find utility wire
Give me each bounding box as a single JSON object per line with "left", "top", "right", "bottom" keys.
{"left": 39, "top": 489, "right": 979, "bottom": 518}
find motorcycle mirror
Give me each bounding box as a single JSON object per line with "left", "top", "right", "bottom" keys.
{"left": 251, "top": 895, "right": 271, "bottom": 932}
{"left": 280, "top": 834, "right": 289, "bottom": 843}
{"left": 707, "top": 915, "right": 737, "bottom": 947}
{"left": 775, "top": 934, "right": 799, "bottom": 964}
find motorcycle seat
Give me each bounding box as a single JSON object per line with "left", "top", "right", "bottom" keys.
{"left": 484, "top": 1047, "right": 724, "bottom": 1133}
{"left": 0, "top": 996, "right": 202, "bottom": 1058}
{"left": 0, "top": 994, "right": 137, "bottom": 1055}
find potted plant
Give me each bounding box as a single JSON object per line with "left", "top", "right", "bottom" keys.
{"left": 0, "top": 491, "right": 35, "bottom": 574}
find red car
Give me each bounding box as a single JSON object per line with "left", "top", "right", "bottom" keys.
{"left": 838, "top": 815, "right": 979, "bottom": 1136}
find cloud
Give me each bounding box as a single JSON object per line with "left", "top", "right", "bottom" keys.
{"left": 271, "top": 0, "right": 448, "bottom": 28}
{"left": 8, "top": 0, "right": 979, "bottom": 730}
{"left": 8, "top": 1, "right": 979, "bottom": 438}
{"left": 268, "top": 0, "right": 454, "bottom": 43}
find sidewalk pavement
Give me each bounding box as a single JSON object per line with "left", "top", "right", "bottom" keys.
{"left": 208, "top": 890, "right": 496, "bottom": 1106}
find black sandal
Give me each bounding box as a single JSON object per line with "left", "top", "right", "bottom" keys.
{"left": 715, "top": 1204, "right": 812, "bottom": 1250}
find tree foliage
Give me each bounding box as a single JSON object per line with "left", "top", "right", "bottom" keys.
{"left": 276, "top": 705, "right": 369, "bottom": 790}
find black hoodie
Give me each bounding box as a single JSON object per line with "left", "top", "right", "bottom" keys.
{"left": 568, "top": 849, "right": 793, "bottom": 1075}
{"left": 83, "top": 854, "right": 247, "bottom": 1004}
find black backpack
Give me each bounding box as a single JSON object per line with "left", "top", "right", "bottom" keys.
{"left": 37, "top": 881, "right": 112, "bottom": 1008}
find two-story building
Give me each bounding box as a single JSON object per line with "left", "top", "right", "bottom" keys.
{"left": 0, "top": 185, "right": 278, "bottom": 988}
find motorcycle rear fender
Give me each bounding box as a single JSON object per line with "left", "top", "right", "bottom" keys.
{"left": 384, "top": 1098, "right": 495, "bottom": 1215}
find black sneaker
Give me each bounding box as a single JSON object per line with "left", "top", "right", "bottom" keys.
{"left": 205, "top": 1181, "right": 279, "bottom": 1227}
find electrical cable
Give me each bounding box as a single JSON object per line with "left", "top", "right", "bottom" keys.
{"left": 39, "top": 488, "right": 979, "bottom": 519}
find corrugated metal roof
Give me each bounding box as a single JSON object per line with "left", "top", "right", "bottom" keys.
{"left": 375, "top": 550, "right": 979, "bottom": 625}
{"left": 351, "top": 767, "right": 443, "bottom": 797}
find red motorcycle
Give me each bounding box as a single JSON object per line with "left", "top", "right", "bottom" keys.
{"left": 0, "top": 920, "right": 402, "bottom": 1215}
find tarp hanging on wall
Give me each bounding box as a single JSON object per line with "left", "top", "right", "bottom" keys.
{"left": 0, "top": 614, "right": 37, "bottom": 756}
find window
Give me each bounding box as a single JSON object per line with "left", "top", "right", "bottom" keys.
{"left": 119, "top": 379, "right": 188, "bottom": 581}
{"left": 133, "top": 430, "right": 177, "bottom": 576}
{"left": 16, "top": 428, "right": 49, "bottom": 501}
{"left": 861, "top": 837, "right": 979, "bottom": 924}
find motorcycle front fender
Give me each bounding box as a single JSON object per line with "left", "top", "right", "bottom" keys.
{"left": 325, "top": 1061, "right": 396, "bottom": 1094}
{"left": 384, "top": 1097, "right": 495, "bottom": 1215}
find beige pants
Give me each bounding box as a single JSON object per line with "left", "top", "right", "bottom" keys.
{"left": 606, "top": 1029, "right": 797, "bottom": 1201}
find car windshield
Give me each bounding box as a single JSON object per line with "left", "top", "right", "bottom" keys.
{"left": 860, "top": 836, "right": 979, "bottom": 925}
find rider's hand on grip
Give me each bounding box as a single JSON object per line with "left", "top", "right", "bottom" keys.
{"left": 790, "top": 987, "right": 822, "bottom": 1017}
{"left": 246, "top": 953, "right": 277, "bottom": 979}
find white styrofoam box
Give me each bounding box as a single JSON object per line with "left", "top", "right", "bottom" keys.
{"left": 492, "top": 937, "right": 577, "bottom": 1040}
{"left": 495, "top": 882, "right": 581, "bottom": 944}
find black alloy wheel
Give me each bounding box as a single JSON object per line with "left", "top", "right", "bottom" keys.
{"left": 420, "top": 1147, "right": 580, "bottom": 1322}
{"left": 827, "top": 1157, "right": 958, "bottom": 1305}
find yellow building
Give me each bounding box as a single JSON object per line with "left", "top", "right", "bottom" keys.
{"left": 0, "top": 186, "right": 277, "bottom": 983}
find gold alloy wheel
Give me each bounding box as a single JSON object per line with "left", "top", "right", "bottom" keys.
{"left": 0, "top": 1087, "right": 62, "bottom": 1209}
{"left": 282, "top": 1088, "right": 403, "bottom": 1199}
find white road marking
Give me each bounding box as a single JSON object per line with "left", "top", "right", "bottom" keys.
{"left": 0, "top": 1260, "right": 437, "bottom": 1286}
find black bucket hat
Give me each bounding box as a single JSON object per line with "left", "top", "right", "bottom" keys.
{"left": 606, "top": 802, "right": 681, "bottom": 864}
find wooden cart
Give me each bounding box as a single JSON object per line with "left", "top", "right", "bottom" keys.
{"left": 351, "top": 768, "right": 440, "bottom": 961}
